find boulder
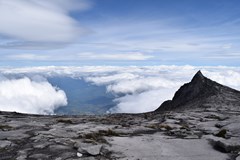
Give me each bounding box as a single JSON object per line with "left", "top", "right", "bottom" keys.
{"left": 205, "top": 135, "right": 240, "bottom": 153}
{"left": 78, "top": 144, "right": 102, "bottom": 156}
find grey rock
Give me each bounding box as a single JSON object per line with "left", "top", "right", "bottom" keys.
{"left": 29, "top": 153, "right": 50, "bottom": 159}
{"left": 0, "top": 140, "right": 12, "bottom": 148}
{"left": 37, "top": 127, "right": 78, "bottom": 138}
{"left": 33, "top": 142, "right": 51, "bottom": 149}
{"left": 78, "top": 144, "right": 102, "bottom": 156}
{"left": 16, "top": 155, "right": 27, "bottom": 160}
{"left": 59, "top": 152, "right": 76, "bottom": 159}
{"left": 48, "top": 144, "right": 72, "bottom": 151}
{"left": 206, "top": 135, "right": 240, "bottom": 153}
{"left": 0, "top": 129, "right": 30, "bottom": 140}
{"left": 80, "top": 157, "right": 96, "bottom": 160}
{"left": 223, "top": 116, "right": 240, "bottom": 137}
{"left": 16, "top": 150, "right": 28, "bottom": 160}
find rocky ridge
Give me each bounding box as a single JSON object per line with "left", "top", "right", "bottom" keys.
{"left": 155, "top": 70, "right": 240, "bottom": 112}
{"left": 0, "top": 71, "right": 240, "bottom": 160}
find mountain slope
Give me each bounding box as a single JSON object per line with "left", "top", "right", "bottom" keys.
{"left": 155, "top": 71, "right": 240, "bottom": 112}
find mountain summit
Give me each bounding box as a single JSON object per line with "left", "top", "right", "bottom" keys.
{"left": 155, "top": 70, "right": 240, "bottom": 112}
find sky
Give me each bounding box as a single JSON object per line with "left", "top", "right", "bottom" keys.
{"left": 0, "top": 0, "right": 240, "bottom": 66}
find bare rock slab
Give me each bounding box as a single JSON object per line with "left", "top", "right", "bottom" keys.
{"left": 106, "top": 133, "right": 229, "bottom": 160}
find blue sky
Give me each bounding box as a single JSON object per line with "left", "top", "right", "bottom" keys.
{"left": 0, "top": 0, "right": 240, "bottom": 66}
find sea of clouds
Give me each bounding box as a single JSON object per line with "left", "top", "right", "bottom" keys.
{"left": 0, "top": 65, "right": 240, "bottom": 114}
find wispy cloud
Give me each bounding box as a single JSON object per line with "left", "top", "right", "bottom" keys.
{"left": 202, "top": 52, "right": 240, "bottom": 59}
{"left": 0, "top": 0, "right": 91, "bottom": 49}
{"left": 0, "top": 0, "right": 240, "bottom": 65}
{"left": 73, "top": 14, "right": 240, "bottom": 64}
{"left": 7, "top": 53, "right": 51, "bottom": 60}
{"left": 4, "top": 52, "right": 153, "bottom": 61}
{"left": 77, "top": 52, "right": 153, "bottom": 61}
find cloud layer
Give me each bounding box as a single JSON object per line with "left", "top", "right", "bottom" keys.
{"left": 0, "top": 76, "right": 67, "bottom": 114}
{"left": 84, "top": 66, "right": 240, "bottom": 113}
{"left": 109, "top": 88, "right": 178, "bottom": 113}
{"left": 5, "top": 52, "right": 153, "bottom": 61}
{"left": 1, "top": 65, "right": 240, "bottom": 114}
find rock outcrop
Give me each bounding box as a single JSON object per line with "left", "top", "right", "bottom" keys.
{"left": 155, "top": 70, "right": 240, "bottom": 112}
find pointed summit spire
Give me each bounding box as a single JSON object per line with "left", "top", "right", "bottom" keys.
{"left": 191, "top": 70, "right": 205, "bottom": 83}
{"left": 196, "top": 70, "right": 203, "bottom": 76}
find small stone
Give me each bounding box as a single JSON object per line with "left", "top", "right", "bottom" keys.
{"left": 16, "top": 155, "right": 27, "bottom": 160}
{"left": 77, "top": 152, "right": 83, "bottom": 157}
{"left": 215, "top": 129, "right": 227, "bottom": 138}
{"left": 16, "top": 149, "right": 32, "bottom": 160}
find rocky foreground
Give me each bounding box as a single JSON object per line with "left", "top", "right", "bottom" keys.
{"left": 0, "top": 71, "right": 240, "bottom": 160}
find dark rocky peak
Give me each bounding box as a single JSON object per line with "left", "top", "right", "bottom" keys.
{"left": 191, "top": 70, "right": 205, "bottom": 83}
{"left": 155, "top": 70, "right": 240, "bottom": 112}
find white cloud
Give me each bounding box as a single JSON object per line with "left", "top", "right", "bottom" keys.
{"left": 82, "top": 66, "right": 240, "bottom": 113}
{"left": 85, "top": 73, "right": 139, "bottom": 85}
{"left": 222, "top": 43, "right": 232, "bottom": 49}
{"left": 106, "top": 77, "right": 182, "bottom": 94}
{"left": 84, "top": 18, "right": 240, "bottom": 57}
{"left": 0, "top": 76, "right": 67, "bottom": 114}
{"left": 77, "top": 52, "right": 153, "bottom": 61}
{"left": 7, "top": 53, "right": 51, "bottom": 60}
{"left": 0, "top": 0, "right": 90, "bottom": 47}
{"left": 203, "top": 69, "right": 240, "bottom": 90}
{"left": 202, "top": 52, "right": 240, "bottom": 59}
{"left": 4, "top": 52, "right": 153, "bottom": 61}
{"left": 1, "top": 65, "right": 240, "bottom": 114}
{"left": 109, "top": 88, "right": 178, "bottom": 113}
